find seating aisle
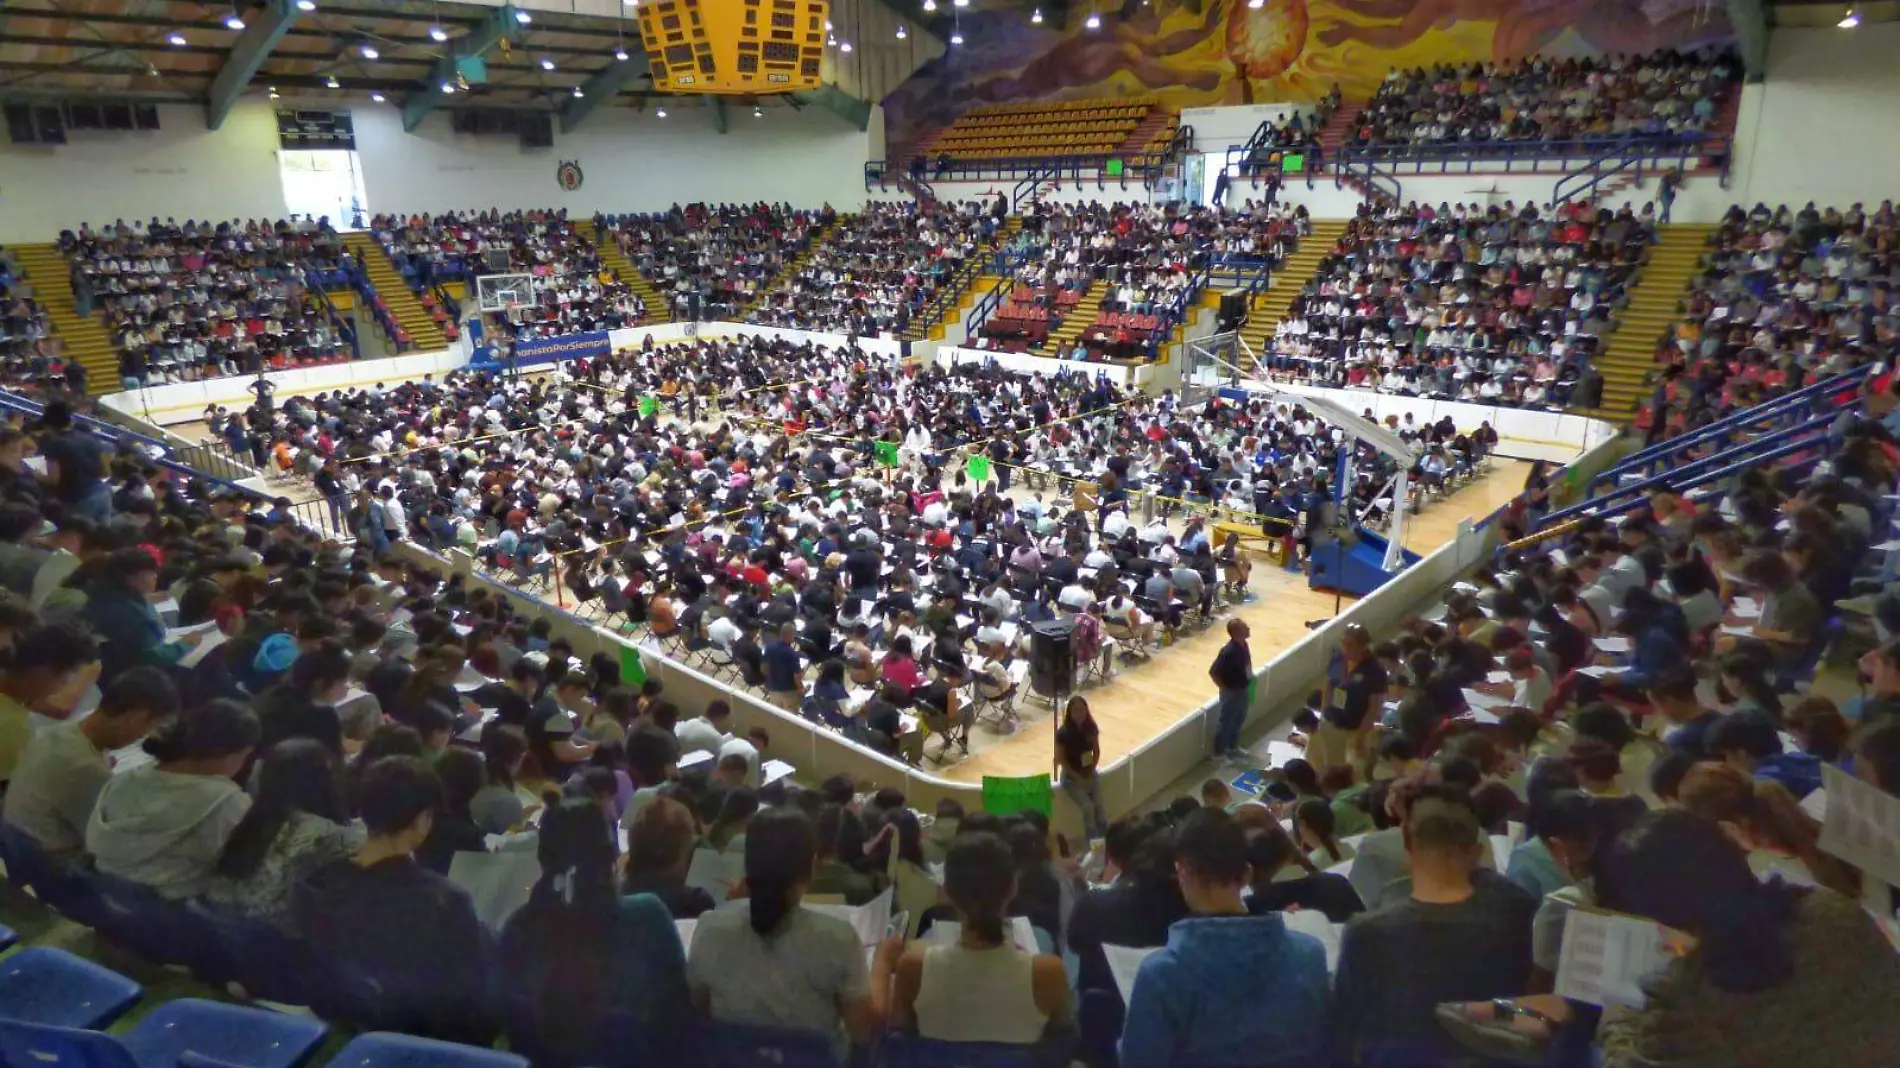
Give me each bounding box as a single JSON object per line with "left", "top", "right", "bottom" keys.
{"left": 1587, "top": 221, "right": 1717, "bottom": 421}
{"left": 341, "top": 233, "right": 448, "bottom": 353}
{"left": 1240, "top": 219, "right": 1348, "bottom": 360}
{"left": 11, "top": 243, "right": 116, "bottom": 395}
{"left": 577, "top": 220, "right": 671, "bottom": 324}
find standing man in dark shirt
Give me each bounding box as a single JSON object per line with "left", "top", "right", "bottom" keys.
{"left": 761, "top": 623, "right": 804, "bottom": 713}
{"left": 37, "top": 401, "right": 111, "bottom": 523}
{"left": 1331, "top": 787, "right": 1535, "bottom": 1063}
{"left": 1208, "top": 619, "right": 1252, "bottom": 760}
{"left": 1313, "top": 623, "right": 1386, "bottom": 773}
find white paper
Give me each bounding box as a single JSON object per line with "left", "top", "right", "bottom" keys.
{"left": 1732, "top": 597, "right": 1763, "bottom": 620}
{"left": 1593, "top": 636, "right": 1632, "bottom": 654}
{"left": 1554, "top": 909, "right": 1674, "bottom": 1009}
{"left": 805, "top": 887, "right": 894, "bottom": 948}
{"left": 1103, "top": 943, "right": 1158, "bottom": 1004}
{"left": 685, "top": 847, "right": 743, "bottom": 903}
{"left": 678, "top": 749, "right": 715, "bottom": 770}
{"left": 1282, "top": 907, "right": 1344, "bottom": 974}
{"left": 1577, "top": 665, "right": 1619, "bottom": 678}
{"left": 164, "top": 620, "right": 218, "bottom": 643}
{"left": 1265, "top": 740, "right": 1304, "bottom": 769}
{"left": 1720, "top": 625, "right": 1756, "bottom": 638}
{"left": 761, "top": 759, "right": 797, "bottom": 786}
{"left": 675, "top": 918, "right": 697, "bottom": 955}
{"left": 177, "top": 628, "right": 230, "bottom": 669}
{"left": 449, "top": 849, "right": 541, "bottom": 929}
{"left": 1489, "top": 834, "right": 1513, "bottom": 875}
{"left": 1818, "top": 764, "right": 1900, "bottom": 889}
{"left": 1800, "top": 788, "right": 1828, "bottom": 822}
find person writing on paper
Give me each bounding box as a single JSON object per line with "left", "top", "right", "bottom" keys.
{"left": 295, "top": 756, "right": 498, "bottom": 1045}
{"left": 1244, "top": 821, "right": 1365, "bottom": 923}
{"left": 500, "top": 796, "right": 690, "bottom": 1068}
{"left": 890, "top": 831, "right": 1071, "bottom": 1047}
{"left": 79, "top": 547, "right": 190, "bottom": 683}
{"left": 1120, "top": 808, "right": 1328, "bottom": 1067}
{"left": 85, "top": 698, "right": 260, "bottom": 900}
{"left": 204, "top": 738, "right": 362, "bottom": 928}
{"left": 623, "top": 795, "right": 717, "bottom": 919}
{"left": 251, "top": 639, "right": 352, "bottom": 758}
{"left": 687, "top": 807, "right": 900, "bottom": 1046}
{"left": 1676, "top": 762, "right": 1849, "bottom": 893}
{"left": 0, "top": 622, "right": 100, "bottom": 789}
{"left": 4, "top": 666, "right": 178, "bottom": 865}
{"left": 1056, "top": 696, "right": 1108, "bottom": 841}
{"left": 1332, "top": 786, "right": 1536, "bottom": 1064}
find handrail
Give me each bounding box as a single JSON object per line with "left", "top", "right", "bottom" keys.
{"left": 1556, "top": 438, "right": 1828, "bottom": 528}
{"left": 1603, "top": 364, "right": 1873, "bottom": 481}
{"left": 1550, "top": 142, "right": 1648, "bottom": 208}
{"left": 1337, "top": 131, "right": 1731, "bottom": 179}
{"left": 1540, "top": 418, "right": 1836, "bottom": 529}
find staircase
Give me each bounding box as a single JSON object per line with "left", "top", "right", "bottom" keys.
{"left": 12, "top": 244, "right": 117, "bottom": 395}
{"left": 1575, "top": 222, "right": 1716, "bottom": 423}
{"left": 743, "top": 218, "right": 842, "bottom": 317}
{"left": 916, "top": 273, "right": 1005, "bottom": 343}
{"left": 1238, "top": 219, "right": 1349, "bottom": 361}
{"left": 576, "top": 221, "right": 670, "bottom": 323}
{"left": 1116, "top": 107, "right": 1177, "bottom": 157}
{"left": 1314, "top": 103, "right": 1361, "bottom": 167}
{"left": 906, "top": 218, "right": 1020, "bottom": 341}
{"left": 1044, "top": 282, "right": 1105, "bottom": 353}
{"left": 341, "top": 233, "right": 447, "bottom": 352}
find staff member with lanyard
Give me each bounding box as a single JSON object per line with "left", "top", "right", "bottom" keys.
{"left": 1055, "top": 695, "right": 1107, "bottom": 840}
{"left": 1312, "top": 623, "right": 1386, "bottom": 774}
{"left": 1208, "top": 619, "right": 1252, "bottom": 761}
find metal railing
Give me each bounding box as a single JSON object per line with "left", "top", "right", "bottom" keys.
{"left": 864, "top": 135, "right": 1189, "bottom": 195}
{"left": 1540, "top": 418, "right": 1837, "bottom": 530}
{"left": 1337, "top": 131, "right": 1733, "bottom": 180}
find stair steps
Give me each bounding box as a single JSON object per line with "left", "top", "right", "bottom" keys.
{"left": 1236, "top": 219, "right": 1350, "bottom": 361}
{"left": 341, "top": 233, "right": 448, "bottom": 352}
{"left": 1579, "top": 222, "right": 1718, "bottom": 423}
{"left": 575, "top": 221, "right": 670, "bottom": 323}
{"left": 1045, "top": 282, "right": 1105, "bottom": 353}
{"left": 745, "top": 217, "right": 842, "bottom": 317}
{"left": 13, "top": 244, "right": 117, "bottom": 395}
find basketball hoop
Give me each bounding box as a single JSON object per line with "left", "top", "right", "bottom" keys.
{"left": 475, "top": 273, "right": 536, "bottom": 316}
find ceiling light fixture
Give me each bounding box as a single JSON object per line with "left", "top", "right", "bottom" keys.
{"left": 655, "top": 106, "right": 667, "bottom": 117}
{"left": 1840, "top": 6, "right": 1861, "bottom": 27}
{"left": 360, "top": 44, "right": 379, "bottom": 59}
{"left": 1085, "top": 12, "right": 1100, "bottom": 28}
{"left": 950, "top": 30, "right": 963, "bottom": 44}
{"left": 429, "top": 25, "right": 449, "bottom": 41}
{"left": 326, "top": 74, "right": 340, "bottom": 88}
{"left": 1030, "top": 8, "right": 1043, "bottom": 21}
{"left": 371, "top": 91, "right": 386, "bottom": 102}
{"left": 296, "top": 0, "right": 316, "bottom": 10}
{"left": 839, "top": 40, "right": 852, "bottom": 51}
{"left": 614, "top": 45, "right": 629, "bottom": 60}
{"left": 573, "top": 86, "right": 584, "bottom": 97}
{"left": 225, "top": 12, "right": 246, "bottom": 30}
{"left": 825, "top": 19, "right": 833, "bottom": 30}
{"left": 895, "top": 23, "right": 907, "bottom": 37}
{"left": 515, "top": 9, "right": 532, "bottom": 23}
{"left": 753, "top": 105, "right": 763, "bottom": 117}
{"left": 168, "top": 32, "right": 187, "bottom": 45}
{"left": 922, "top": 0, "right": 936, "bottom": 12}
{"left": 540, "top": 57, "right": 556, "bottom": 70}
{"left": 1248, "top": 0, "right": 1264, "bottom": 7}
{"left": 268, "top": 88, "right": 280, "bottom": 98}
{"left": 440, "top": 81, "right": 455, "bottom": 93}
{"left": 953, "top": 0, "right": 969, "bottom": 7}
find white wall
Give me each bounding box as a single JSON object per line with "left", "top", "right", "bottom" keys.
{"left": 1729, "top": 23, "right": 1900, "bottom": 210}
{"left": 1179, "top": 104, "right": 1309, "bottom": 152}
{"left": 353, "top": 102, "right": 870, "bottom": 216}
{"left": 0, "top": 103, "right": 287, "bottom": 243}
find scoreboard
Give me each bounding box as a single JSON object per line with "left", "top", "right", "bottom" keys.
{"left": 634, "top": 0, "right": 828, "bottom": 96}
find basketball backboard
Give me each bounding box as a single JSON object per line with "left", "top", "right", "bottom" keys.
{"left": 475, "top": 273, "right": 536, "bottom": 314}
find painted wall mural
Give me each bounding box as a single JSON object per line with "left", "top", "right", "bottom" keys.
{"left": 882, "top": 0, "right": 1734, "bottom": 147}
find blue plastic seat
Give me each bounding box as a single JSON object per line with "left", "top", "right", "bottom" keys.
{"left": 0, "top": 947, "right": 142, "bottom": 1029}
{"left": 115, "top": 999, "right": 327, "bottom": 1068}
{"left": 326, "top": 1032, "right": 527, "bottom": 1068}
{"left": 701, "top": 1022, "right": 841, "bottom": 1068}
{"left": 0, "top": 923, "right": 16, "bottom": 952}
{"left": 882, "top": 1035, "right": 1041, "bottom": 1067}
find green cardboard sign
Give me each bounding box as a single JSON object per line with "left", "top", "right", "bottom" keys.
{"left": 966, "top": 454, "right": 991, "bottom": 482}
{"left": 875, "top": 440, "right": 900, "bottom": 467}
{"left": 638, "top": 394, "right": 659, "bottom": 417}
{"left": 1106, "top": 159, "right": 1124, "bottom": 177}
{"left": 619, "top": 644, "right": 647, "bottom": 688}
{"left": 982, "top": 773, "right": 1053, "bottom": 818}
{"left": 1281, "top": 153, "right": 1305, "bottom": 174}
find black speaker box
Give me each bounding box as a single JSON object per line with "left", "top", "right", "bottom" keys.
{"left": 1029, "top": 619, "right": 1076, "bottom": 699}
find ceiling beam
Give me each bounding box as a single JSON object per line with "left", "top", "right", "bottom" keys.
{"left": 401, "top": 4, "right": 527, "bottom": 131}
{"left": 790, "top": 83, "right": 872, "bottom": 130}
{"left": 206, "top": 0, "right": 303, "bottom": 128}
{"left": 712, "top": 97, "right": 728, "bottom": 134}
{"left": 1726, "top": 0, "right": 1768, "bottom": 82}
{"left": 0, "top": 32, "right": 227, "bottom": 55}
{"left": 557, "top": 52, "right": 649, "bottom": 133}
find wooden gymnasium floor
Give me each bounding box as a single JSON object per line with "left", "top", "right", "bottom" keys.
{"left": 931, "top": 459, "right": 1533, "bottom": 784}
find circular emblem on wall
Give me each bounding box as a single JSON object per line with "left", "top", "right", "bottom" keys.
{"left": 556, "top": 160, "right": 584, "bottom": 191}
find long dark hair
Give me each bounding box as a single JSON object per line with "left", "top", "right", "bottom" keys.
{"left": 503, "top": 797, "right": 618, "bottom": 1066}
{"left": 1598, "top": 809, "right": 1807, "bottom": 993}
{"left": 216, "top": 738, "right": 347, "bottom": 878}
{"left": 745, "top": 807, "right": 816, "bottom": 937}
{"left": 944, "top": 832, "right": 1015, "bottom": 946}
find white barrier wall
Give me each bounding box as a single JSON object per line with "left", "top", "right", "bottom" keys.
{"left": 932, "top": 346, "right": 1157, "bottom": 388}
{"left": 1267, "top": 381, "right": 1620, "bottom": 460}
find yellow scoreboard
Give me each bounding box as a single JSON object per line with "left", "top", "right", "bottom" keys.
{"left": 635, "top": 0, "right": 829, "bottom": 95}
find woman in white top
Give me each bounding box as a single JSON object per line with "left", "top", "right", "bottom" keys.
{"left": 893, "top": 831, "right": 1070, "bottom": 1046}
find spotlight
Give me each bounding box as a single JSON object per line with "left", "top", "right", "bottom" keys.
{"left": 656, "top": 106, "right": 667, "bottom": 117}
{"left": 573, "top": 86, "right": 584, "bottom": 97}
{"left": 296, "top": 0, "right": 316, "bottom": 10}
{"left": 515, "top": 9, "right": 532, "bottom": 23}
{"left": 429, "top": 25, "right": 449, "bottom": 41}
{"left": 326, "top": 74, "right": 340, "bottom": 88}
{"left": 839, "top": 41, "right": 852, "bottom": 51}
{"left": 440, "top": 82, "right": 455, "bottom": 93}
{"left": 753, "top": 105, "right": 763, "bottom": 117}
{"left": 268, "top": 86, "right": 279, "bottom": 97}
{"left": 922, "top": 0, "right": 936, "bottom": 12}
{"left": 360, "top": 45, "right": 379, "bottom": 59}
{"left": 541, "top": 57, "right": 557, "bottom": 70}
{"left": 950, "top": 30, "right": 963, "bottom": 44}
{"left": 1085, "top": 12, "right": 1100, "bottom": 28}
{"left": 614, "top": 45, "right": 630, "bottom": 60}
{"left": 168, "top": 33, "right": 187, "bottom": 45}
{"left": 371, "top": 91, "right": 386, "bottom": 102}
{"left": 954, "top": 0, "right": 969, "bottom": 7}
{"left": 225, "top": 13, "right": 246, "bottom": 30}
{"left": 1030, "top": 8, "right": 1043, "bottom": 21}
{"left": 895, "top": 24, "right": 907, "bottom": 37}
{"left": 1840, "top": 6, "right": 1861, "bottom": 26}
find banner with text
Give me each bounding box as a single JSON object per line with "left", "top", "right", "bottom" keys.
{"left": 515, "top": 330, "right": 612, "bottom": 367}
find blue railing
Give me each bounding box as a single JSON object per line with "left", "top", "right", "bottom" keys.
{"left": 1546, "top": 435, "right": 1831, "bottom": 529}
{"left": 1010, "top": 166, "right": 1057, "bottom": 212}
{"left": 1588, "top": 364, "right": 1875, "bottom": 495}
{"left": 1337, "top": 131, "right": 1732, "bottom": 182}
{"left": 865, "top": 127, "right": 1192, "bottom": 195}
{"left": 1541, "top": 418, "right": 1838, "bottom": 530}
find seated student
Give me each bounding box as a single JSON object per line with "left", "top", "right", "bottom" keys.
{"left": 1067, "top": 813, "right": 1191, "bottom": 1064}
{"left": 295, "top": 755, "right": 498, "bottom": 1046}
{"left": 0, "top": 622, "right": 102, "bottom": 789}
{"left": 1676, "top": 762, "right": 1846, "bottom": 892}
{"left": 1332, "top": 785, "right": 1536, "bottom": 1064}
{"left": 500, "top": 797, "right": 691, "bottom": 1068}
{"left": 1292, "top": 797, "right": 1354, "bottom": 871}
{"left": 417, "top": 747, "right": 489, "bottom": 874}
{"left": 1121, "top": 809, "right": 1328, "bottom": 1067}
{"left": 252, "top": 638, "right": 353, "bottom": 757}
{"left": 916, "top": 661, "right": 973, "bottom": 758}
{"left": 3, "top": 666, "right": 177, "bottom": 865}
{"left": 85, "top": 698, "right": 259, "bottom": 899}
{"left": 204, "top": 738, "right": 361, "bottom": 928}
{"left": 1244, "top": 821, "right": 1365, "bottom": 923}
{"left": 622, "top": 795, "right": 716, "bottom": 919}
{"left": 891, "top": 831, "right": 1071, "bottom": 1046}
{"left": 687, "top": 807, "right": 900, "bottom": 1046}
{"left": 676, "top": 700, "right": 733, "bottom": 758}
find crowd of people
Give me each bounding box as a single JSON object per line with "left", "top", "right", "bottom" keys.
{"left": 0, "top": 259, "right": 61, "bottom": 394}
{"left": 1348, "top": 50, "right": 1738, "bottom": 150}
{"left": 748, "top": 199, "right": 1000, "bottom": 337}
{"left": 1261, "top": 198, "right": 1657, "bottom": 409}
{"left": 59, "top": 217, "right": 350, "bottom": 385}
{"left": 599, "top": 203, "right": 832, "bottom": 322}
{"left": 1640, "top": 200, "right": 1900, "bottom": 442}
{"left": 367, "top": 209, "right": 645, "bottom": 343}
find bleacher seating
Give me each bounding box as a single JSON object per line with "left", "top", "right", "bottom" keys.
{"left": 749, "top": 200, "right": 993, "bottom": 335}
{"left": 926, "top": 98, "right": 1153, "bottom": 160}
{"left": 601, "top": 203, "right": 828, "bottom": 321}
{"left": 0, "top": 262, "right": 60, "bottom": 393}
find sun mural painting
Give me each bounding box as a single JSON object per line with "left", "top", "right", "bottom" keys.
{"left": 882, "top": 0, "right": 1733, "bottom": 147}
